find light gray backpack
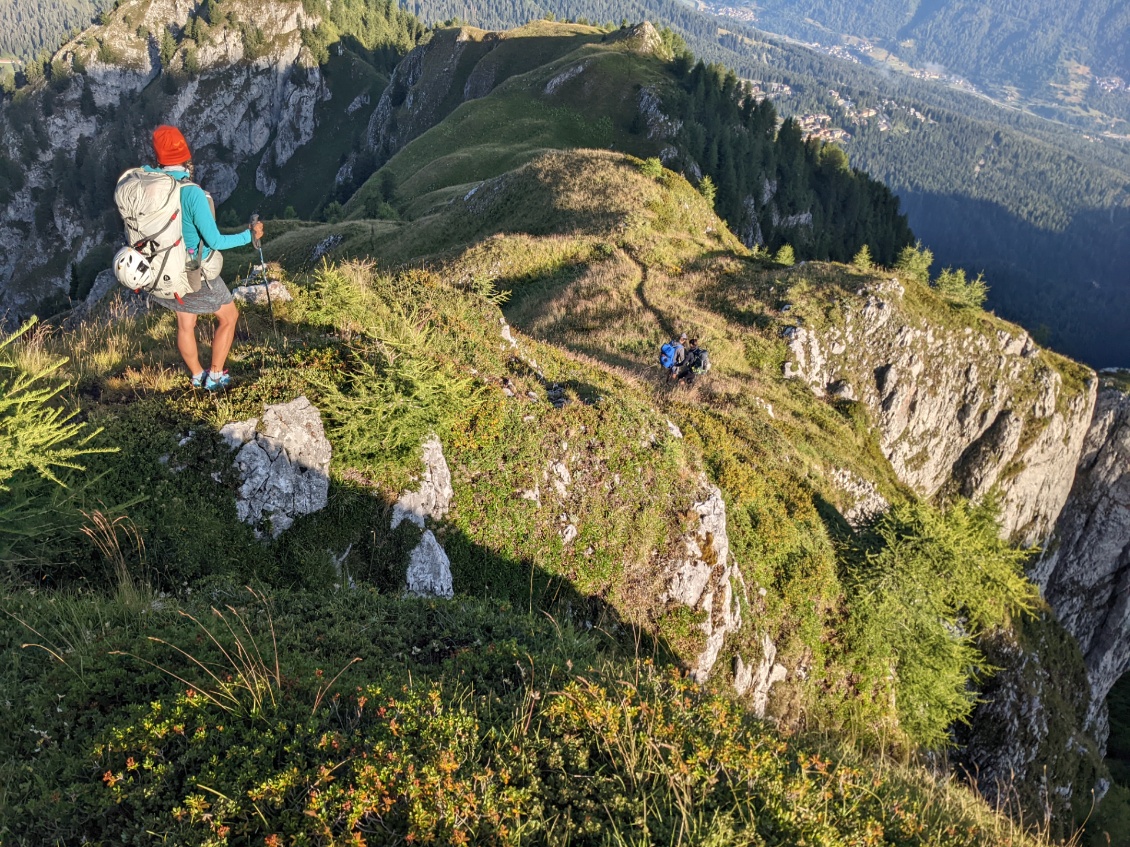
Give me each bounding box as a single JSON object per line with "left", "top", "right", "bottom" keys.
{"left": 112, "top": 168, "right": 220, "bottom": 300}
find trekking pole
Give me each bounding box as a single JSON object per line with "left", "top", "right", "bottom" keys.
{"left": 250, "top": 213, "right": 278, "bottom": 342}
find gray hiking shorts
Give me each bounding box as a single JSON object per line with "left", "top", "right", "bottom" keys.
{"left": 150, "top": 276, "right": 234, "bottom": 315}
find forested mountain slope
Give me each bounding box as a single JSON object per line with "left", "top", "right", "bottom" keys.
{"left": 0, "top": 0, "right": 107, "bottom": 61}
{"left": 408, "top": 0, "right": 1130, "bottom": 368}
{"left": 709, "top": 0, "right": 1130, "bottom": 123}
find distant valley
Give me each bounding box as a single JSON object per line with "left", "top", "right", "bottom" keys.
{"left": 698, "top": 0, "right": 1130, "bottom": 133}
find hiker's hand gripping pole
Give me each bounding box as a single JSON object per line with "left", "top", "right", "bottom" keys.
{"left": 249, "top": 213, "right": 268, "bottom": 279}
{"left": 249, "top": 213, "right": 277, "bottom": 340}
{"left": 248, "top": 213, "right": 267, "bottom": 276}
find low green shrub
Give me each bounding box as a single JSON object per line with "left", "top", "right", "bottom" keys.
{"left": 638, "top": 156, "right": 665, "bottom": 180}
{"left": 322, "top": 347, "right": 487, "bottom": 480}
{"left": 1, "top": 318, "right": 116, "bottom": 575}
{"left": 0, "top": 581, "right": 1058, "bottom": 846}
{"left": 0, "top": 583, "right": 602, "bottom": 844}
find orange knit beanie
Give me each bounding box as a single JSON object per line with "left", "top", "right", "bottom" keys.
{"left": 153, "top": 125, "right": 192, "bottom": 166}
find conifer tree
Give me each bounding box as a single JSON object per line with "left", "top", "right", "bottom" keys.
{"left": 1, "top": 318, "right": 113, "bottom": 573}
{"left": 896, "top": 241, "right": 933, "bottom": 284}
{"left": 935, "top": 267, "right": 988, "bottom": 308}
{"left": 0, "top": 319, "right": 104, "bottom": 492}
{"left": 852, "top": 244, "right": 874, "bottom": 271}
{"left": 698, "top": 174, "right": 716, "bottom": 207}
{"left": 159, "top": 28, "right": 177, "bottom": 68}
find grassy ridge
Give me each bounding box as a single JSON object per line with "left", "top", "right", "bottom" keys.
{"left": 346, "top": 28, "right": 668, "bottom": 220}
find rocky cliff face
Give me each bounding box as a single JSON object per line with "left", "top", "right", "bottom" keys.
{"left": 955, "top": 612, "right": 1102, "bottom": 835}
{"left": 0, "top": 0, "right": 327, "bottom": 312}
{"left": 1034, "top": 385, "right": 1130, "bottom": 742}
{"left": 782, "top": 272, "right": 1125, "bottom": 821}
{"left": 364, "top": 27, "right": 501, "bottom": 168}
{"left": 783, "top": 275, "right": 1096, "bottom": 545}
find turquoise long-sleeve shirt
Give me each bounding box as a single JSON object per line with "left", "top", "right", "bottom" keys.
{"left": 143, "top": 165, "right": 251, "bottom": 259}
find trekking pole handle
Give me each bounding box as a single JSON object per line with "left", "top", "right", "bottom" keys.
{"left": 250, "top": 213, "right": 262, "bottom": 250}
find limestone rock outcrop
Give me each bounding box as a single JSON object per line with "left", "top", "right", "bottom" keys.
{"left": 1034, "top": 386, "right": 1130, "bottom": 739}
{"left": 391, "top": 435, "right": 455, "bottom": 532}
{"left": 392, "top": 435, "right": 455, "bottom": 599}
{"left": 232, "top": 279, "right": 293, "bottom": 306}
{"left": 734, "top": 633, "right": 787, "bottom": 718}
{"left": 660, "top": 483, "right": 747, "bottom": 682}
{"left": 220, "top": 396, "right": 331, "bottom": 537}
{"left": 405, "top": 531, "right": 455, "bottom": 600}
{"left": 830, "top": 468, "right": 889, "bottom": 527}
{"left": 783, "top": 277, "right": 1096, "bottom": 544}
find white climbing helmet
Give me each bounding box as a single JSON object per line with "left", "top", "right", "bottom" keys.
{"left": 112, "top": 245, "right": 155, "bottom": 292}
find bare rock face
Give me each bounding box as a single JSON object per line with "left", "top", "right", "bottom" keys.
{"left": 606, "top": 21, "right": 664, "bottom": 56}
{"left": 660, "top": 483, "right": 746, "bottom": 682}
{"left": 232, "top": 279, "right": 292, "bottom": 305}
{"left": 830, "top": 468, "right": 889, "bottom": 526}
{"left": 955, "top": 613, "right": 1102, "bottom": 834}
{"left": 734, "top": 633, "right": 787, "bottom": 718}
{"left": 783, "top": 277, "right": 1096, "bottom": 545}
{"left": 636, "top": 86, "right": 682, "bottom": 141}
{"left": 405, "top": 531, "right": 455, "bottom": 600}
{"left": 392, "top": 435, "right": 455, "bottom": 599}
{"left": 220, "top": 396, "right": 331, "bottom": 537}
{"left": 1034, "top": 386, "right": 1130, "bottom": 738}
{"left": 365, "top": 28, "right": 500, "bottom": 168}
{"left": 391, "top": 435, "right": 454, "bottom": 531}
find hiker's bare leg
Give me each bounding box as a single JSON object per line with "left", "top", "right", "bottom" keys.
{"left": 175, "top": 312, "right": 203, "bottom": 374}
{"left": 209, "top": 302, "right": 239, "bottom": 372}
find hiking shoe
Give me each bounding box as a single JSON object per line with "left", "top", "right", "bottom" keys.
{"left": 191, "top": 371, "right": 206, "bottom": 389}
{"left": 204, "top": 370, "right": 231, "bottom": 392}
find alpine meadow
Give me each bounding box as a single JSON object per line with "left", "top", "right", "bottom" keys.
{"left": 2, "top": 1, "right": 1130, "bottom": 846}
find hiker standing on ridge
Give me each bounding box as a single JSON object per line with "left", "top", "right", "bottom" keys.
{"left": 143, "top": 125, "right": 265, "bottom": 391}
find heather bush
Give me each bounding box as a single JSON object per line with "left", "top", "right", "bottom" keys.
{"left": 1, "top": 583, "right": 1058, "bottom": 846}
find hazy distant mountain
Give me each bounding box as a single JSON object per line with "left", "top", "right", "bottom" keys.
{"left": 707, "top": 0, "right": 1130, "bottom": 128}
